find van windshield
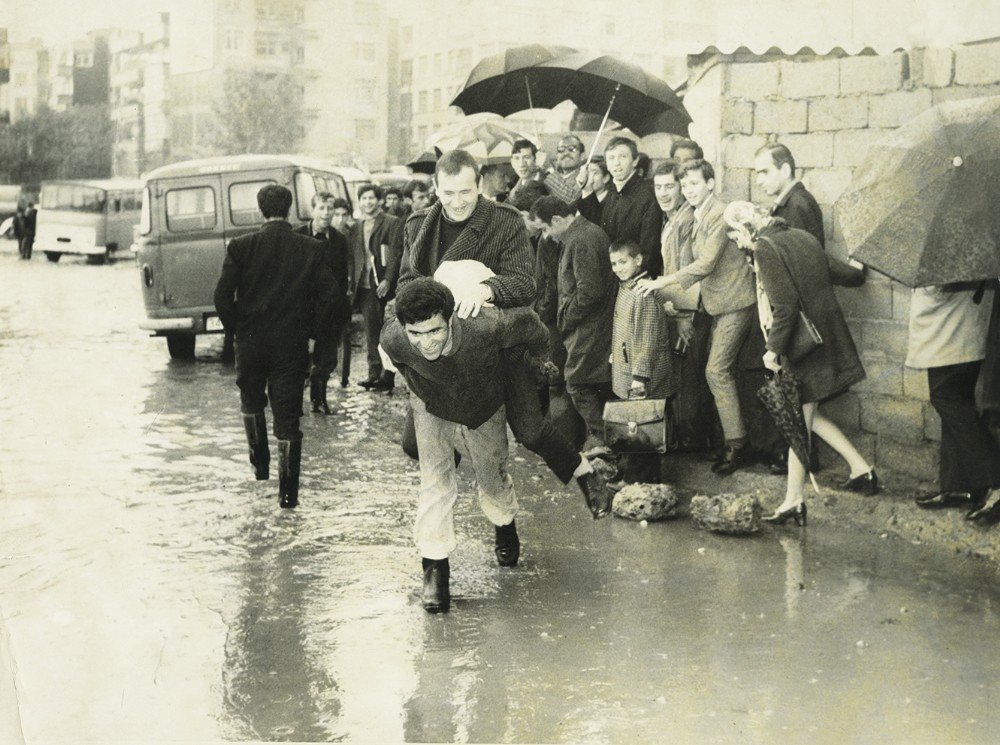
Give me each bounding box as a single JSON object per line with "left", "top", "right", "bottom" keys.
{"left": 40, "top": 184, "right": 107, "bottom": 213}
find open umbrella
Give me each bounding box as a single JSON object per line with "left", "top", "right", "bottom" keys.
{"left": 428, "top": 114, "right": 537, "bottom": 165}
{"left": 836, "top": 95, "right": 1000, "bottom": 287}
{"left": 406, "top": 150, "right": 438, "bottom": 175}
{"left": 757, "top": 370, "right": 819, "bottom": 492}
{"left": 451, "top": 44, "right": 578, "bottom": 118}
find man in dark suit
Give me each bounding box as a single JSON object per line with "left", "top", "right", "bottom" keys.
{"left": 294, "top": 191, "right": 353, "bottom": 414}
{"left": 214, "top": 184, "right": 344, "bottom": 508}
{"left": 349, "top": 183, "right": 404, "bottom": 392}
{"left": 578, "top": 136, "right": 662, "bottom": 277}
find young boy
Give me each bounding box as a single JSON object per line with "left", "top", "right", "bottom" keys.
{"left": 609, "top": 240, "right": 676, "bottom": 483}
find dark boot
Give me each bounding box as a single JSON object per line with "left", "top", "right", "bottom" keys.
{"left": 421, "top": 557, "right": 450, "bottom": 613}
{"left": 368, "top": 370, "right": 395, "bottom": 392}
{"left": 241, "top": 412, "right": 270, "bottom": 480}
{"left": 577, "top": 470, "right": 613, "bottom": 519}
{"left": 712, "top": 442, "right": 753, "bottom": 476}
{"left": 494, "top": 520, "right": 520, "bottom": 567}
{"left": 277, "top": 439, "right": 301, "bottom": 508}
{"left": 310, "top": 377, "right": 332, "bottom": 415}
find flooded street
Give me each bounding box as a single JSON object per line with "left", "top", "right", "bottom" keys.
{"left": 2, "top": 244, "right": 999, "bottom": 744}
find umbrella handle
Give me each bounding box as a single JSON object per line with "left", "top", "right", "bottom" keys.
{"left": 583, "top": 82, "right": 622, "bottom": 169}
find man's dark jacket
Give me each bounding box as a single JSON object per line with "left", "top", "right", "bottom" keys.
{"left": 579, "top": 174, "right": 662, "bottom": 277}
{"left": 293, "top": 222, "right": 352, "bottom": 320}
{"left": 214, "top": 220, "right": 344, "bottom": 346}
{"left": 348, "top": 211, "right": 404, "bottom": 299}
{"left": 397, "top": 197, "right": 536, "bottom": 308}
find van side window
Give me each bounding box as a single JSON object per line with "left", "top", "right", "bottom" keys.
{"left": 230, "top": 181, "right": 275, "bottom": 225}
{"left": 294, "top": 172, "right": 316, "bottom": 221}
{"left": 166, "top": 186, "right": 217, "bottom": 232}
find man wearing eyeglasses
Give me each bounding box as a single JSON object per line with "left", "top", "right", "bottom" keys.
{"left": 543, "top": 135, "right": 586, "bottom": 204}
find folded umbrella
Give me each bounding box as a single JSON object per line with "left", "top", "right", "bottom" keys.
{"left": 757, "top": 370, "right": 819, "bottom": 492}
{"left": 836, "top": 95, "right": 1000, "bottom": 287}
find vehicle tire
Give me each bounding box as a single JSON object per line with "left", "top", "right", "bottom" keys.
{"left": 86, "top": 247, "right": 110, "bottom": 265}
{"left": 166, "top": 334, "right": 196, "bottom": 360}
{"left": 45, "top": 251, "right": 62, "bottom": 263}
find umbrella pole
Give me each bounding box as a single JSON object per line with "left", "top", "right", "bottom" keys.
{"left": 583, "top": 83, "right": 621, "bottom": 169}
{"left": 524, "top": 76, "right": 541, "bottom": 144}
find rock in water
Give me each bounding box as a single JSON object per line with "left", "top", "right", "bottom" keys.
{"left": 690, "top": 493, "right": 761, "bottom": 534}
{"left": 612, "top": 483, "right": 680, "bottom": 521}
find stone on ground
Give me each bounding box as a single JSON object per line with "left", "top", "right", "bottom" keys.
{"left": 613, "top": 483, "right": 681, "bottom": 521}
{"left": 690, "top": 492, "right": 762, "bottom": 535}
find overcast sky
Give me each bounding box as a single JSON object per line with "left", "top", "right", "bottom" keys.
{"left": 4, "top": 0, "right": 1000, "bottom": 50}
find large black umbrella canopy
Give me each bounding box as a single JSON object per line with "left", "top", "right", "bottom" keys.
{"left": 451, "top": 44, "right": 578, "bottom": 117}
{"left": 836, "top": 95, "right": 1000, "bottom": 287}
{"left": 529, "top": 52, "right": 691, "bottom": 137}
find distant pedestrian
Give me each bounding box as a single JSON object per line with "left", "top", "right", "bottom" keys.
{"left": 294, "top": 191, "right": 354, "bottom": 414}
{"left": 19, "top": 202, "right": 36, "bottom": 260}
{"left": 214, "top": 184, "right": 344, "bottom": 508}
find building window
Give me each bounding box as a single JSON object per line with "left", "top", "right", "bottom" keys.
{"left": 417, "top": 90, "right": 427, "bottom": 114}
{"left": 224, "top": 29, "right": 243, "bottom": 52}
{"left": 417, "top": 56, "right": 427, "bottom": 77}
{"left": 293, "top": 5, "right": 304, "bottom": 22}
{"left": 74, "top": 51, "right": 94, "bottom": 67}
{"left": 400, "top": 59, "right": 412, "bottom": 86}
{"left": 354, "top": 0, "right": 378, "bottom": 25}
{"left": 457, "top": 48, "right": 472, "bottom": 72}
{"left": 432, "top": 88, "right": 441, "bottom": 111}
{"left": 354, "top": 42, "right": 376, "bottom": 61}
{"left": 293, "top": 46, "right": 305, "bottom": 63}
{"left": 255, "top": 33, "right": 277, "bottom": 56}
{"left": 401, "top": 25, "right": 412, "bottom": 44}
{"left": 604, "top": 19, "right": 615, "bottom": 35}
{"left": 355, "top": 119, "right": 376, "bottom": 140}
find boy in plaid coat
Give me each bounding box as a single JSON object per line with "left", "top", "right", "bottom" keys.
{"left": 610, "top": 240, "right": 676, "bottom": 483}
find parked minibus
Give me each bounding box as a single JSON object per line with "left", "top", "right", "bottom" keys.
{"left": 35, "top": 179, "right": 144, "bottom": 263}
{"left": 134, "top": 154, "right": 354, "bottom": 359}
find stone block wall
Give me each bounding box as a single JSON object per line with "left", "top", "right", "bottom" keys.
{"left": 706, "top": 41, "right": 1000, "bottom": 484}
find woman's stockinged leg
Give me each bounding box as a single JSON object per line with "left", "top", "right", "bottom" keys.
{"left": 778, "top": 403, "right": 817, "bottom": 511}
{"left": 810, "top": 409, "right": 870, "bottom": 477}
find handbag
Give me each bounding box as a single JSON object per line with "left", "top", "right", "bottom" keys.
{"left": 758, "top": 236, "right": 823, "bottom": 363}
{"left": 602, "top": 398, "right": 668, "bottom": 454}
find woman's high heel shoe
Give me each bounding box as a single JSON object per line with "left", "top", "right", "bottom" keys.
{"left": 763, "top": 502, "right": 807, "bottom": 526}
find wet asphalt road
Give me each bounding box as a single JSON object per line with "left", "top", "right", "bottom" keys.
{"left": 1, "top": 244, "right": 1000, "bottom": 744}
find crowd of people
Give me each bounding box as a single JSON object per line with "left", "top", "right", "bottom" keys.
{"left": 213, "top": 133, "right": 1000, "bottom": 614}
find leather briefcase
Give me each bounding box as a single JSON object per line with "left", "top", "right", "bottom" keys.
{"left": 602, "top": 399, "right": 668, "bottom": 454}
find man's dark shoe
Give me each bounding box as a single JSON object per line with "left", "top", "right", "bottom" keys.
{"left": 967, "top": 490, "right": 1000, "bottom": 524}
{"left": 421, "top": 557, "right": 450, "bottom": 613}
{"left": 367, "top": 371, "right": 395, "bottom": 392}
{"left": 358, "top": 374, "right": 381, "bottom": 389}
{"left": 310, "top": 377, "right": 333, "bottom": 415}
{"left": 766, "top": 449, "right": 788, "bottom": 475}
{"left": 712, "top": 443, "right": 752, "bottom": 476}
{"left": 577, "top": 470, "right": 613, "bottom": 519}
{"left": 494, "top": 520, "right": 520, "bottom": 567}
{"left": 241, "top": 412, "right": 270, "bottom": 480}
{"left": 915, "top": 490, "right": 983, "bottom": 510}
{"left": 840, "top": 468, "right": 880, "bottom": 495}
{"left": 277, "top": 439, "right": 301, "bottom": 508}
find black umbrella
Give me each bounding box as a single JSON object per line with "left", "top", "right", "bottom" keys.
{"left": 836, "top": 95, "right": 1000, "bottom": 287}
{"left": 757, "top": 370, "right": 819, "bottom": 492}
{"left": 451, "top": 44, "right": 578, "bottom": 117}
{"left": 406, "top": 150, "right": 438, "bottom": 175}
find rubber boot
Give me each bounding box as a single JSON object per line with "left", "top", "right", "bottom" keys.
{"left": 494, "top": 519, "right": 520, "bottom": 567}
{"left": 421, "top": 557, "right": 450, "bottom": 613}
{"left": 277, "top": 439, "right": 301, "bottom": 508}
{"left": 241, "top": 412, "right": 270, "bottom": 480}
{"left": 310, "top": 376, "right": 332, "bottom": 415}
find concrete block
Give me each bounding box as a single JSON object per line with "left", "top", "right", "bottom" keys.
{"left": 854, "top": 352, "right": 904, "bottom": 395}
{"left": 911, "top": 47, "right": 954, "bottom": 88}
{"left": 903, "top": 367, "right": 930, "bottom": 401}
{"left": 860, "top": 319, "right": 909, "bottom": 359}
{"left": 802, "top": 167, "right": 853, "bottom": 206}
{"left": 891, "top": 283, "right": 913, "bottom": 322}
{"left": 773, "top": 132, "right": 834, "bottom": 168}
{"left": 721, "top": 167, "right": 751, "bottom": 202}
{"left": 835, "top": 278, "right": 893, "bottom": 320}
{"left": 721, "top": 99, "right": 754, "bottom": 135}
{"left": 729, "top": 62, "right": 781, "bottom": 99}
{"left": 869, "top": 88, "right": 934, "bottom": 128}
{"left": 817, "top": 430, "right": 876, "bottom": 467}
{"left": 754, "top": 99, "right": 808, "bottom": 134}
{"left": 876, "top": 435, "right": 939, "bottom": 482}
{"left": 955, "top": 41, "right": 1000, "bottom": 86}
{"left": 931, "top": 83, "right": 1000, "bottom": 105}
{"left": 780, "top": 58, "right": 840, "bottom": 99}
{"left": 840, "top": 52, "right": 907, "bottom": 94}
{"left": 808, "top": 96, "right": 869, "bottom": 131}
{"left": 861, "top": 394, "right": 927, "bottom": 442}
{"left": 823, "top": 391, "right": 862, "bottom": 431}
{"left": 923, "top": 403, "right": 942, "bottom": 442}
{"left": 833, "top": 128, "right": 893, "bottom": 167}
{"left": 721, "top": 134, "right": 768, "bottom": 169}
